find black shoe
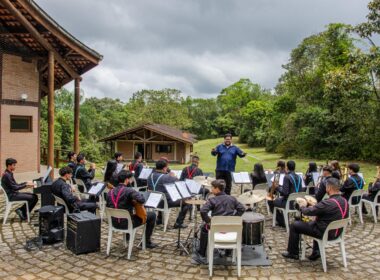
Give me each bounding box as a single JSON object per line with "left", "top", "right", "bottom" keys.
{"left": 173, "top": 223, "right": 188, "bottom": 229}
{"left": 15, "top": 209, "right": 26, "bottom": 221}
{"left": 307, "top": 251, "right": 321, "bottom": 261}
{"left": 146, "top": 242, "right": 158, "bottom": 249}
{"left": 282, "top": 251, "right": 299, "bottom": 260}
{"left": 156, "top": 220, "right": 163, "bottom": 225}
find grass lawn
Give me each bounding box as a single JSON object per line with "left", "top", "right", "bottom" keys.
{"left": 168, "top": 138, "right": 378, "bottom": 188}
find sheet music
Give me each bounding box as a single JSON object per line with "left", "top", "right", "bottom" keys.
{"left": 312, "top": 172, "right": 320, "bottom": 185}
{"left": 165, "top": 184, "right": 182, "bottom": 201}
{"left": 296, "top": 172, "right": 303, "bottom": 177}
{"left": 232, "top": 172, "right": 251, "bottom": 184}
{"left": 279, "top": 174, "right": 285, "bottom": 186}
{"left": 265, "top": 174, "right": 274, "bottom": 187}
{"left": 185, "top": 179, "right": 201, "bottom": 194}
{"left": 145, "top": 192, "right": 162, "bottom": 208}
{"left": 88, "top": 182, "right": 104, "bottom": 195}
{"left": 171, "top": 170, "right": 182, "bottom": 179}
{"left": 138, "top": 168, "right": 153, "bottom": 180}
{"left": 175, "top": 181, "right": 191, "bottom": 198}
{"left": 42, "top": 166, "right": 52, "bottom": 183}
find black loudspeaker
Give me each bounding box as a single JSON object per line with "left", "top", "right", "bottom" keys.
{"left": 38, "top": 205, "right": 64, "bottom": 244}
{"left": 66, "top": 211, "right": 101, "bottom": 255}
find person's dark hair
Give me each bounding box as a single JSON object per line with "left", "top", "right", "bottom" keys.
{"left": 160, "top": 157, "right": 169, "bottom": 163}
{"left": 114, "top": 152, "right": 123, "bottom": 159}
{"left": 134, "top": 152, "right": 142, "bottom": 159}
{"left": 76, "top": 154, "right": 85, "bottom": 163}
{"left": 67, "top": 151, "right": 76, "bottom": 160}
{"left": 326, "top": 177, "right": 340, "bottom": 190}
{"left": 253, "top": 163, "right": 266, "bottom": 181}
{"left": 277, "top": 160, "right": 286, "bottom": 170}
{"left": 211, "top": 179, "right": 226, "bottom": 191}
{"left": 287, "top": 160, "right": 296, "bottom": 172}
{"left": 156, "top": 160, "right": 168, "bottom": 170}
{"left": 59, "top": 166, "right": 73, "bottom": 177}
{"left": 322, "top": 165, "right": 333, "bottom": 173}
{"left": 308, "top": 162, "right": 318, "bottom": 173}
{"left": 224, "top": 133, "right": 232, "bottom": 139}
{"left": 5, "top": 158, "right": 17, "bottom": 167}
{"left": 117, "top": 170, "right": 134, "bottom": 183}
{"left": 192, "top": 155, "right": 200, "bottom": 161}
{"left": 348, "top": 163, "right": 360, "bottom": 173}
{"left": 330, "top": 160, "right": 341, "bottom": 172}
{"left": 104, "top": 160, "right": 117, "bottom": 182}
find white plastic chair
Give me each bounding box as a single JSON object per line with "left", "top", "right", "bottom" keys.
{"left": 273, "top": 192, "right": 306, "bottom": 233}
{"left": 151, "top": 191, "right": 171, "bottom": 232}
{"left": 53, "top": 194, "right": 70, "bottom": 215}
{"left": 105, "top": 207, "right": 146, "bottom": 259}
{"left": 348, "top": 189, "right": 364, "bottom": 225}
{"left": 0, "top": 185, "right": 30, "bottom": 224}
{"left": 74, "top": 178, "right": 89, "bottom": 193}
{"left": 301, "top": 218, "right": 349, "bottom": 272}
{"left": 71, "top": 182, "right": 89, "bottom": 200}
{"left": 305, "top": 182, "right": 314, "bottom": 195}
{"left": 362, "top": 192, "right": 380, "bottom": 223}
{"left": 208, "top": 216, "right": 243, "bottom": 277}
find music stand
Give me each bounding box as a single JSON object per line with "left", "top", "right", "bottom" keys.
{"left": 232, "top": 172, "right": 251, "bottom": 194}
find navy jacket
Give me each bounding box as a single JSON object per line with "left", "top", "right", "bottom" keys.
{"left": 1, "top": 169, "right": 26, "bottom": 198}
{"left": 180, "top": 164, "right": 203, "bottom": 180}
{"left": 340, "top": 174, "right": 364, "bottom": 201}
{"left": 315, "top": 175, "right": 332, "bottom": 202}
{"left": 147, "top": 171, "right": 178, "bottom": 202}
{"left": 51, "top": 177, "right": 78, "bottom": 212}
{"left": 211, "top": 144, "right": 245, "bottom": 172}
{"left": 278, "top": 171, "right": 304, "bottom": 200}
{"left": 74, "top": 164, "right": 95, "bottom": 191}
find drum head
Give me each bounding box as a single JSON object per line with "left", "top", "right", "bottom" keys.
{"left": 242, "top": 212, "right": 265, "bottom": 223}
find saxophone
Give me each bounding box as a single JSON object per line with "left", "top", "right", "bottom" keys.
{"left": 267, "top": 169, "right": 281, "bottom": 200}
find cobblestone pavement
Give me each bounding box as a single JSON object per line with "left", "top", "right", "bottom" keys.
{"left": 1, "top": 189, "right": 380, "bottom": 280}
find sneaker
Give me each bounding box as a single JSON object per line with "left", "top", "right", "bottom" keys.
{"left": 15, "top": 209, "right": 26, "bottom": 221}
{"left": 173, "top": 223, "right": 188, "bottom": 229}
{"left": 307, "top": 251, "right": 321, "bottom": 261}
{"left": 282, "top": 251, "right": 299, "bottom": 260}
{"left": 146, "top": 242, "right": 158, "bottom": 249}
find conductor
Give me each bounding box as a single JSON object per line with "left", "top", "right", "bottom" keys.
{"left": 211, "top": 134, "right": 246, "bottom": 195}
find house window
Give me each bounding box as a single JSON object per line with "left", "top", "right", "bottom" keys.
{"left": 10, "top": 115, "right": 32, "bottom": 132}
{"left": 156, "top": 144, "right": 172, "bottom": 153}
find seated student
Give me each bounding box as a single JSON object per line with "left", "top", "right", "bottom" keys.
{"left": 340, "top": 163, "right": 364, "bottom": 204}
{"left": 362, "top": 169, "right": 380, "bottom": 214}
{"left": 1, "top": 158, "right": 38, "bottom": 221}
{"left": 74, "top": 154, "right": 96, "bottom": 192}
{"left": 129, "top": 152, "right": 145, "bottom": 187}
{"left": 67, "top": 151, "right": 77, "bottom": 172}
{"left": 51, "top": 166, "right": 97, "bottom": 213}
{"left": 104, "top": 152, "right": 124, "bottom": 187}
{"left": 315, "top": 165, "right": 334, "bottom": 202}
{"left": 197, "top": 179, "right": 245, "bottom": 258}
{"left": 106, "top": 170, "right": 157, "bottom": 249}
{"left": 180, "top": 155, "right": 203, "bottom": 180}
{"left": 147, "top": 160, "right": 191, "bottom": 229}
{"left": 275, "top": 160, "right": 286, "bottom": 174}
{"left": 304, "top": 162, "right": 318, "bottom": 194}
{"left": 270, "top": 160, "right": 304, "bottom": 227}
{"left": 250, "top": 163, "right": 267, "bottom": 189}
{"left": 282, "top": 178, "right": 348, "bottom": 260}
{"left": 330, "top": 160, "right": 342, "bottom": 180}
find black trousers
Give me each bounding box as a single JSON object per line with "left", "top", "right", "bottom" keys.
{"left": 113, "top": 212, "right": 156, "bottom": 242}
{"left": 198, "top": 224, "right": 209, "bottom": 257}
{"left": 75, "top": 200, "right": 98, "bottom": 214}
{"left": 157, "top": 200, "right": 191, "bottom": 225}
{"left": 287, "top": 221, "right": 322, "bottom": 255}
{"left": 215, "top": 171, "right": 232, "bottom": 195}
{"left": 10, "top": 192, "right": 38, "bottom": 216}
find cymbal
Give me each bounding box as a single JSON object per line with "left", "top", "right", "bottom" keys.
{"left": 238, "top": 190, "right": 267, "bottom": 204}
{"left": 193, "top": 176, "right": 215, "bottom": 187}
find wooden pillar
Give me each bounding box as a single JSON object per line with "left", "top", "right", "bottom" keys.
{"left": 47, "top": 51, "right": 55, "bottom": 178}
{"left": 174, "top": 142, "right": 177, "bottom": 161}
{"left": 74, "top": 78, "right": 81, "bottom": 153}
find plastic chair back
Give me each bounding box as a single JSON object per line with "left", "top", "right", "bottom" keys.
{"left": 254, "top": 183, "right": 268, "bottom": 191}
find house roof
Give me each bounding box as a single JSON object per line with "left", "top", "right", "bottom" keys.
{"left": 100, "top": 123, "right": 197, "bottom": 144}
{"left": 0, "top": 0, "right": 102, "bottom": 94}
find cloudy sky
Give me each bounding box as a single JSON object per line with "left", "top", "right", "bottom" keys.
{"left": 37, "top": 0, "right": 370, "bottom": 100}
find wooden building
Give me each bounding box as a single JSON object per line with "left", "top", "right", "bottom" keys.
{"left": 100, "top": 123, "right": 197, "bottom": 163}
{"left": 0, "top": 0, "right": 102, "bottom": 173}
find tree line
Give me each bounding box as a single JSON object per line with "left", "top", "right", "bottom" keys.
{"left": 41, "top": 0, "right": 380, "bottom": 163}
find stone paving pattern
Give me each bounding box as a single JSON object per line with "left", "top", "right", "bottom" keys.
{"left": 1, "top": 187, "right": 380, "bottom": 280}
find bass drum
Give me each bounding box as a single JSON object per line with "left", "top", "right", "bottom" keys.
{"left": 242, "top": 212, "right": 265, "bottom": 245}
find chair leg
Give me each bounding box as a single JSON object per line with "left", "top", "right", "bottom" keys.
{"left": 142, "top": 225, "right": 146, "bottom": 250}
{"left": 371, "top": 204, "right": 377, "bottom": 224}
{"left": 284, "top": 211, "right": 289, "bottom": 234}
{"left": 237, "top": 245, "right": 241, "bottom": 277}
{"left": 348, "top": 212, "right": 352, "bottom": 225}
{"left": 340, "top": 241, "right": 347, "bottom": 268}
{"left": 208, "top": 245, "right": 213, "bottom": 277}
{"left": 266, "top": 200, "right": 271, "bottom": 216}
{"left": 358, "top": 204, "right": 363, "bottom": 224}
{"left": 106, "top": 229, "right": 113, "bottom": 256}
{"left": 272, "top": 208, "right": 277, "bottom": 227}
{"left": 319, "top": 242, "right": 327, "bottom": 272}
{"left": 128, "top": 230, "right": 135, "bottom": 260}
{"left": 25, "top": 202, "right": 30, "bottom": 223}
{"left": 163, "top": 211, "right": 170, "bottom": 232}
{"left": 123, "top": 233, "right": 128, "bottom": 247}
{"left": 3, "top": 204, "right": 11, "bottom": 225}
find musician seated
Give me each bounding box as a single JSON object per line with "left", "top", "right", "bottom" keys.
{"left": 51, "top": 167, "right": 97, "bottom": 214}
{"left": 276, "top": 160, "right": 286, "bottom": 174}
{"left": 315, "top": 166, "right": 333, "bottom": 202}
{"left": 129, "top": 152, "right": 145, "bottom": 187}
{"left": 104, "top": 152, "right": 124, "bottom": 187}
{"left": 250, "top": 163, "right": 267, "bottom": 190}
{"left": 271, "top": 160, "right": 304, "bottom": 227}
{"left": 106, "top": 170, "right": 157, "bottom": 249}
{"left": 74, "top": 154, "right": 96, "bottom": 192}
{"left": 1, "top": 158, "right": 38, "bottom": 221}
{"left": 180, "top": 155, "right": 209, "bottom": 197}
{"left": 362, "top": 172, "right": 380, "bottom": 214}
{"left": 304, "top": 162, "right": 317, "bottom": 195}
{"left": 147, "top": 160, "right": 191, "bottom": 229}
{"left": 282, "top": 178, "right": 348, "bottom": 260}
{"left": 67, "top": 151, "right": 77, "bottom": 172}
{"left": 340, "top": 163, "right": 363, "bottom": 204}
{"left": 330, "top": 160, "right": 342, "bottom": 180}
{"left": 197, "top": 179, "right": 245, "bottom": 259}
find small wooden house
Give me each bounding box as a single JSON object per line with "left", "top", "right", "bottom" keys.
{"left": 100, "top": 123, "right": 197, "bottom": 163}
